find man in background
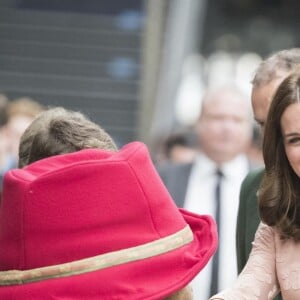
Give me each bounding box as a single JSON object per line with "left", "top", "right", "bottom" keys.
{"left": 0, "top": 96, "right": 43, "bottom": 195}
{"left": 159, "top": 85, "right": 253, "bottom": 299}
{"left": 159, "top": 131, "right": 197, "bottom": 164}
{"left": 6, "top": 97, "right": 44, "bottom": 160}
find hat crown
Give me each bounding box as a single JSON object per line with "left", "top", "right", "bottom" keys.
{"left": 0, "top": 142, "right": 186, "bottom": 271}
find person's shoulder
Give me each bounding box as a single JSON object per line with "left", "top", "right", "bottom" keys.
{"left": 239, "top": 167, "right": 264, "bottom": 199}
{"left": 243, "top": 167, "right": 265, "bottom": 186}
{"left": 156, "top": 161, "right": 193, "bottom": 174}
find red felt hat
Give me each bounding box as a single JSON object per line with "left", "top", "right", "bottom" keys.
{"left": 0, "top": 142, "right": 217, "bottom": 299}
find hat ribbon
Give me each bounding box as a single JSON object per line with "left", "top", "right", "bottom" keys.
{"left": 0, "top": 225, "right": 193, "bottom": 286}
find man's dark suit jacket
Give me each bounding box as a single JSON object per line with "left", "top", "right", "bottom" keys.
{"left": 236, "top": 168, "right": 263, "bottom": 272}
{"left": 159, "top": 163, "right": 262, "bottom": 266}
{"left": 157, "top": 163, "right": 193, "bottom": 207}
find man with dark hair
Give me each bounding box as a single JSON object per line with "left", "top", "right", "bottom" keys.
{"left": 163, "top": 131, "right": 196, "bottom": 164}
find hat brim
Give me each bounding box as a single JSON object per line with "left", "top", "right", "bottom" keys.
{"left": 0, "top": 209, "right": 217, "bottom": 300}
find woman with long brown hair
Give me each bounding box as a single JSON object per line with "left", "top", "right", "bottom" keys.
{"left": 211, "top": 68, "right": 300, "bottom": 299}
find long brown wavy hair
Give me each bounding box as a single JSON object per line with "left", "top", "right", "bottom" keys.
{"left": 259, "top": 68, "right": 300, "bottom": 241}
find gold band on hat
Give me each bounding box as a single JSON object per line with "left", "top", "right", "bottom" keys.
{"left": 0, "top": 226, "right": 193, "bottom": 286}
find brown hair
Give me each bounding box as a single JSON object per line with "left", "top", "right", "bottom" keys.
{"left": 259, "top": 67, "right": 300, "bottom": 240}
{"left": 252, "top": 48, "right": 300, "bottom": 88}
{"left": 19, "top": 107, "right": 117, "bottom": 168}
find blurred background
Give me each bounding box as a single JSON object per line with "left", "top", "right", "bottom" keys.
{"left": 0, "top": 0, "right": 299, "bottom": 156}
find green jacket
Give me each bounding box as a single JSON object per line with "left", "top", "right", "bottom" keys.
{"left": 236, "top": 167, "right": 282, "bottom": 300}
{"left": 236, "top": 168, "right": 263, "bottom": 272}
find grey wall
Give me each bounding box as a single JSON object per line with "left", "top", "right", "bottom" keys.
{"left": 0, "top": 0, "right": 144, "bottom": 146}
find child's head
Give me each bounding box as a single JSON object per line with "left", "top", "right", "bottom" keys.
{"left": 19, "top": 107, "right": 117, "bottom": 168}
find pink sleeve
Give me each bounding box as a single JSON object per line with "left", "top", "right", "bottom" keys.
{"left": 210, "top": 222, "right": 280, "bottom": 300}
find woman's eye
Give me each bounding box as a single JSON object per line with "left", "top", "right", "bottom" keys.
{"left": 288, "top": 137, "right": 300, "bottom": 144}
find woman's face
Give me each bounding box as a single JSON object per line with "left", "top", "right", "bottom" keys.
{"left": 281, "top": 102, "right": 300, "bottom": 177}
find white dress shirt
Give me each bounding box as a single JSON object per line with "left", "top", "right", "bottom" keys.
{"left": 184, "top": 152, "right": 249, "bottom": 299}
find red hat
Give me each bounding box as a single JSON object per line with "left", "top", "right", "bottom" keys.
{"left": 0, "top": 142, "right": 217, "bottom": 299}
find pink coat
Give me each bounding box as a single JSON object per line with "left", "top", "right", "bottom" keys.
{"left": 210, "top": 222, "right": 300, "bottom": 300}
